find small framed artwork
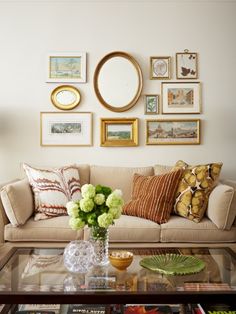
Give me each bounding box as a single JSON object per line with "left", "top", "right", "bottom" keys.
{"left": 51, "top": 85, "right": 81, "bottom": 110}
{"left": 150, "top": 56, "right": 171, "bottom": 79}
{"left": 100, "top": 118, "right": 138, "bottom": 147}
{"left": 176, "top": 50, "right": 198, "bottom": 79}
{"left": 40, "top": 112, "right": 92, "bottom": 146}
{"left": 161, "top": 82, "right": 201, "bottom": 114}
{"left": 146, "top": 119, "right": 200, "bottom": 145}
{"left": 145, "top": 95, "right": 159, "bottom": 114}
{"left": 46, "top": 52, "right": 86, "bottom": 83}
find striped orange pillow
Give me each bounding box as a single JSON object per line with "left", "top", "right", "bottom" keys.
{"left": 122, "top": 170, "right": 183, "bottom": 224}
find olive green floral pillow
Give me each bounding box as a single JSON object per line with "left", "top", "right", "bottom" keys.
{"left": 172, "top": 160, "right": 223, "bottom": 222}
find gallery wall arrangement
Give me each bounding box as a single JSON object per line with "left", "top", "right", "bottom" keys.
{"left": 43, "top": 49, "right": 201, "bottom": 148}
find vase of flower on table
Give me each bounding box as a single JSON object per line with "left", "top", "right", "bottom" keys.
{"left": 66, "top": 184, "right": 124, "bottom": 266}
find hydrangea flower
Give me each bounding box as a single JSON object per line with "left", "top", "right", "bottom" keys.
{"left": 80, "top": 198, "right": 94, "bottom": 212}
{"left": 98, "top": 213, "right": 114, "bottom": 228}
{"left": 108, "top": 206, "right": 122, "bottom": 219}
{"left": 66, "top": 201, "right": 79, "bottom": 217}
{"left": 69, "top": 217, "right": 85, "bottom": 230}
{"left": 94, "top": 193, "right": 105, "bottom": 205}
{"left": 81, "top": 184, "right": 96, "bottom": 199}
{"left": 106, "top": 190, "right": 124, "bottom": 208}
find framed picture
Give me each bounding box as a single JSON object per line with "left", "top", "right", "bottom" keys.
{"left": 40, "top": 112, "right": 92, "bottom": 146}
{"left": 145, "top": 95, "right": 159, "bottom": 114}
{"left": 146, "top": 119, "right": 200, "bottom": 145}
{"left": 176, "top": 50, "right": 198, "bottom": 79}
{"left": 100, "top": 118, "right": 138, "bottom": 147}
{"left": 46, "top": 52, "right": 86, "bottom": 83}
{"left": 161, "top": 82, "right": 201, "bottom": 114}
{"left": 150, "top": 56, "right": 171, "bottom": 79}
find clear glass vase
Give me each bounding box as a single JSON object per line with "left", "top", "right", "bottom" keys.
{"left": 90, "top": 226, "right": 109, "bottom": 266}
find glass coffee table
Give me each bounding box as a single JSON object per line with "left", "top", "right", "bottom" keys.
{"left": 0, "top": 247, "right": 235, "bottom": 304}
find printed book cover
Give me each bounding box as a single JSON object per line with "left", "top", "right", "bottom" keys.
{"left": 67, "top": 304, "right": 108, "bottom": 314}
{"left": 123, "top": 305, "right": 173, "bottom": 314}
{"left": 197, "top": 304, "right": 236, "bottom": 314}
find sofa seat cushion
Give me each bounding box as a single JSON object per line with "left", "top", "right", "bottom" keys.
{"left": 160, "top": 215, "right": 236, "bottom": 243}
{"left": 90, "top": 165, "right": 154, "bottom": 203}
{"left": 4, "top": 216, "right": 83, "bottom": 242}
{"left": 84, "top": 215, "right": 161, "bottom": 243}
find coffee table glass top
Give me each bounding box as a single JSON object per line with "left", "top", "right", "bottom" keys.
{"left": 0, "top": 247, "right": 235, "bottom": 303}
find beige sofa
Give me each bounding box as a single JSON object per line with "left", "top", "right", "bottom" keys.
{"left": 0, "top": 164, "right": 236, "bottom": 251}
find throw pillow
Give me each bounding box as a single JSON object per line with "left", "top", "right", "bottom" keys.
{"left": 122, "top": 170, "right": 183, "bottom": 224}
{"left": 23, "top": 163, "right": 81, "bottom": 221}
{"left": 0, "top": 178, "right": 34, "bottom": 226}
{"left": 172, "top": 160, "right": 223, "bottom": 222}
{"left": 206, "top": 184, "right": 235, "bottom": 230}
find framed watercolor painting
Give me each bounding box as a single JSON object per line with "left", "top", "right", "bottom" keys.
{"left": 145, "top": 95, "right": 159, "bottom": 114}
{"left": 46, "top": 52, "right": 86, "bottom": 83}
{"left": 176, "top": 50, "right": 198, "bottom": 79}
{"left": 161, "top": 82, "right": 201, "bottom": 114}
{"left": 40, "top": 112, "right": 92, "bottom": 146}
{"left": 146, "top": 119, "right": 200, "bottom": 145}
{"left": 100, "top": 118, "right": 138, "bottom": 147}
{"left": 150, "top": 56, "right": 171, "bottom": 79}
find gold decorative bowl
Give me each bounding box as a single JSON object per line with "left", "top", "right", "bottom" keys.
{"left": 109, "top": 251, "right": 133, "bottom": 270}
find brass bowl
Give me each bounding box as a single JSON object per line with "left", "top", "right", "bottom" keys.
{"left": 109, "top": 251, "right": 133, "bottom": 270}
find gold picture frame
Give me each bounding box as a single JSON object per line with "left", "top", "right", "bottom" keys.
{"left": 40, "top": 112, "right": 93, "bottom": 146}
{"left": 51, "top": 85, "right": 81, "bottom": 110}
{"left": 176, "top": 50, "right": 198, "bottom": 79}
{"left": 144, "top": 95, "right": 159, "bottom": 114}
{"left": 150, "top": 56, "right": 171, "bottom": 79}
{"left": 100, "top": 118, "right": 138, "bottom": 147}
{"left": 161, "top": 82, "right": 201, "bottom": 114}
{"left": 146, "top": 119, "right": 200, "bottom": 145}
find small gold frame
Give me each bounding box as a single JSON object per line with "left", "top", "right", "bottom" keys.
{"left": 101, "top": 118, "right": 138, "bottom": 147}
{"left": 176, "top": 50, "right": 198, "bottom": 79}
{"left": 150, "top": 56, "right": 171, "bottom": 79}
{"left": 51, "top": 85, "right": 81, "bottom": 110}
{"left": 144, "top": 94, "right": 159, "bottom": 114}
{"left": 146, "top": 119, "right": 200, "bottom": 145}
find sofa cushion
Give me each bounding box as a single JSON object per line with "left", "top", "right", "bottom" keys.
{"left": 160, "top": 215, "right": 236, "bottom": 243}
{"left": 122, "top": 170, "right": 183, "bottom": 224}
{"left": 84, "top": 215, "right": 161, "bottom": 243}
{"left": 207, "top": 183, "right": 235, "bottom": 230}
{"left": 90, "top": 165, "right": 154, "bottom": 203}
{"left": 172, "top": 160, "right": 223, "bottom": 223}
{"left": 4, "top": 216, "right": 83, "bottom": 242}
{"left": 0, "top": 178, "right": 34, "bottom": 226}
{"left": 154, "top": 164, "right": 172, "bottom": 175}
{"left": 23, "top": 163, "right": 82, "bottom": 221}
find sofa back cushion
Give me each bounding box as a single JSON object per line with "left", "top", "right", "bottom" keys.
{"left": 122, "top": 170, "right": 183, "bottom": 224}
{"left": 206, "top": 183, "right": 235, "bottom": 230}
{"left": 90, "top": 165, "right": 154, "bottom": 203}
{"left": 1, "top": 178, "right": 34, "bottom": 226}
{"left": 23, "top": 163, "right": 83, "bottom": 221}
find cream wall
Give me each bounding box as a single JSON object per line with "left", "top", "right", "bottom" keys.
{"left": 0, "top": 0, "right": 235, "bottom": 181}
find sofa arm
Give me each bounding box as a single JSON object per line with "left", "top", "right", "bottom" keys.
{"left": 0, "top": 179, "right": 20, "bottom": 243}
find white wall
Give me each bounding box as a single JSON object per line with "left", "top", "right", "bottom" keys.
{"left": 0, "top": 0, "right": 235, "bottom": 181}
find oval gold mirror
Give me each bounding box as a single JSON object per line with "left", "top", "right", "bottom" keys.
{"left": 94, "top": 51, "right": 143, "bottom": 112}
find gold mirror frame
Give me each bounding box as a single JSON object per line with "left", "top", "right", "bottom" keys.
{"left": 94, "top": 51, "right": 143, "bottom": 112}
{"left": 51, "top": 85, "right": 81, "bottom": 110}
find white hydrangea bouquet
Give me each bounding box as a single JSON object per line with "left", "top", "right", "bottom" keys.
{"left": 66, "top": 184, "right": 124, "bottom": 240}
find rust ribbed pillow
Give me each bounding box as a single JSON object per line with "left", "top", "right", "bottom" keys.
{"left": 122, "top": 170, "right": 183, "bottom": 224}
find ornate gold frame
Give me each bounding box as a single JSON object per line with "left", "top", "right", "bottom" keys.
{"left": 146, "top": 119, "right": 200, "bottom": 145}
{"left": 51, "top": 85, "right": 81, "bottom": 110}
{"left": 100, "top": 118, "right": 138, "bottom": 147}
{"left": 94, "top": 51, "right": 143, "bottom": 112}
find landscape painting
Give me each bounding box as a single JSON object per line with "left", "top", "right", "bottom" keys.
{"left": 146, "top": 119, "right": 200, "bottom": 145}
{"left": 47, "top": 52, "right": 86, "bottom": 83}
{"left": 50, "top": 56, "right": 82, "bottom": 79}
{"left": 100, "top": 118, "right": 138, "bottom": 147}
{"left": 107, "top": 124, "right": 132, "bottom": 140}
{"left": 50, "top": 122, "right": 81, "bottom": 134}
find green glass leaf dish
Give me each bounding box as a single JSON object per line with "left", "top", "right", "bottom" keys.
{"left": 140, "top": 254, "right": 205, "bottom": 276}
